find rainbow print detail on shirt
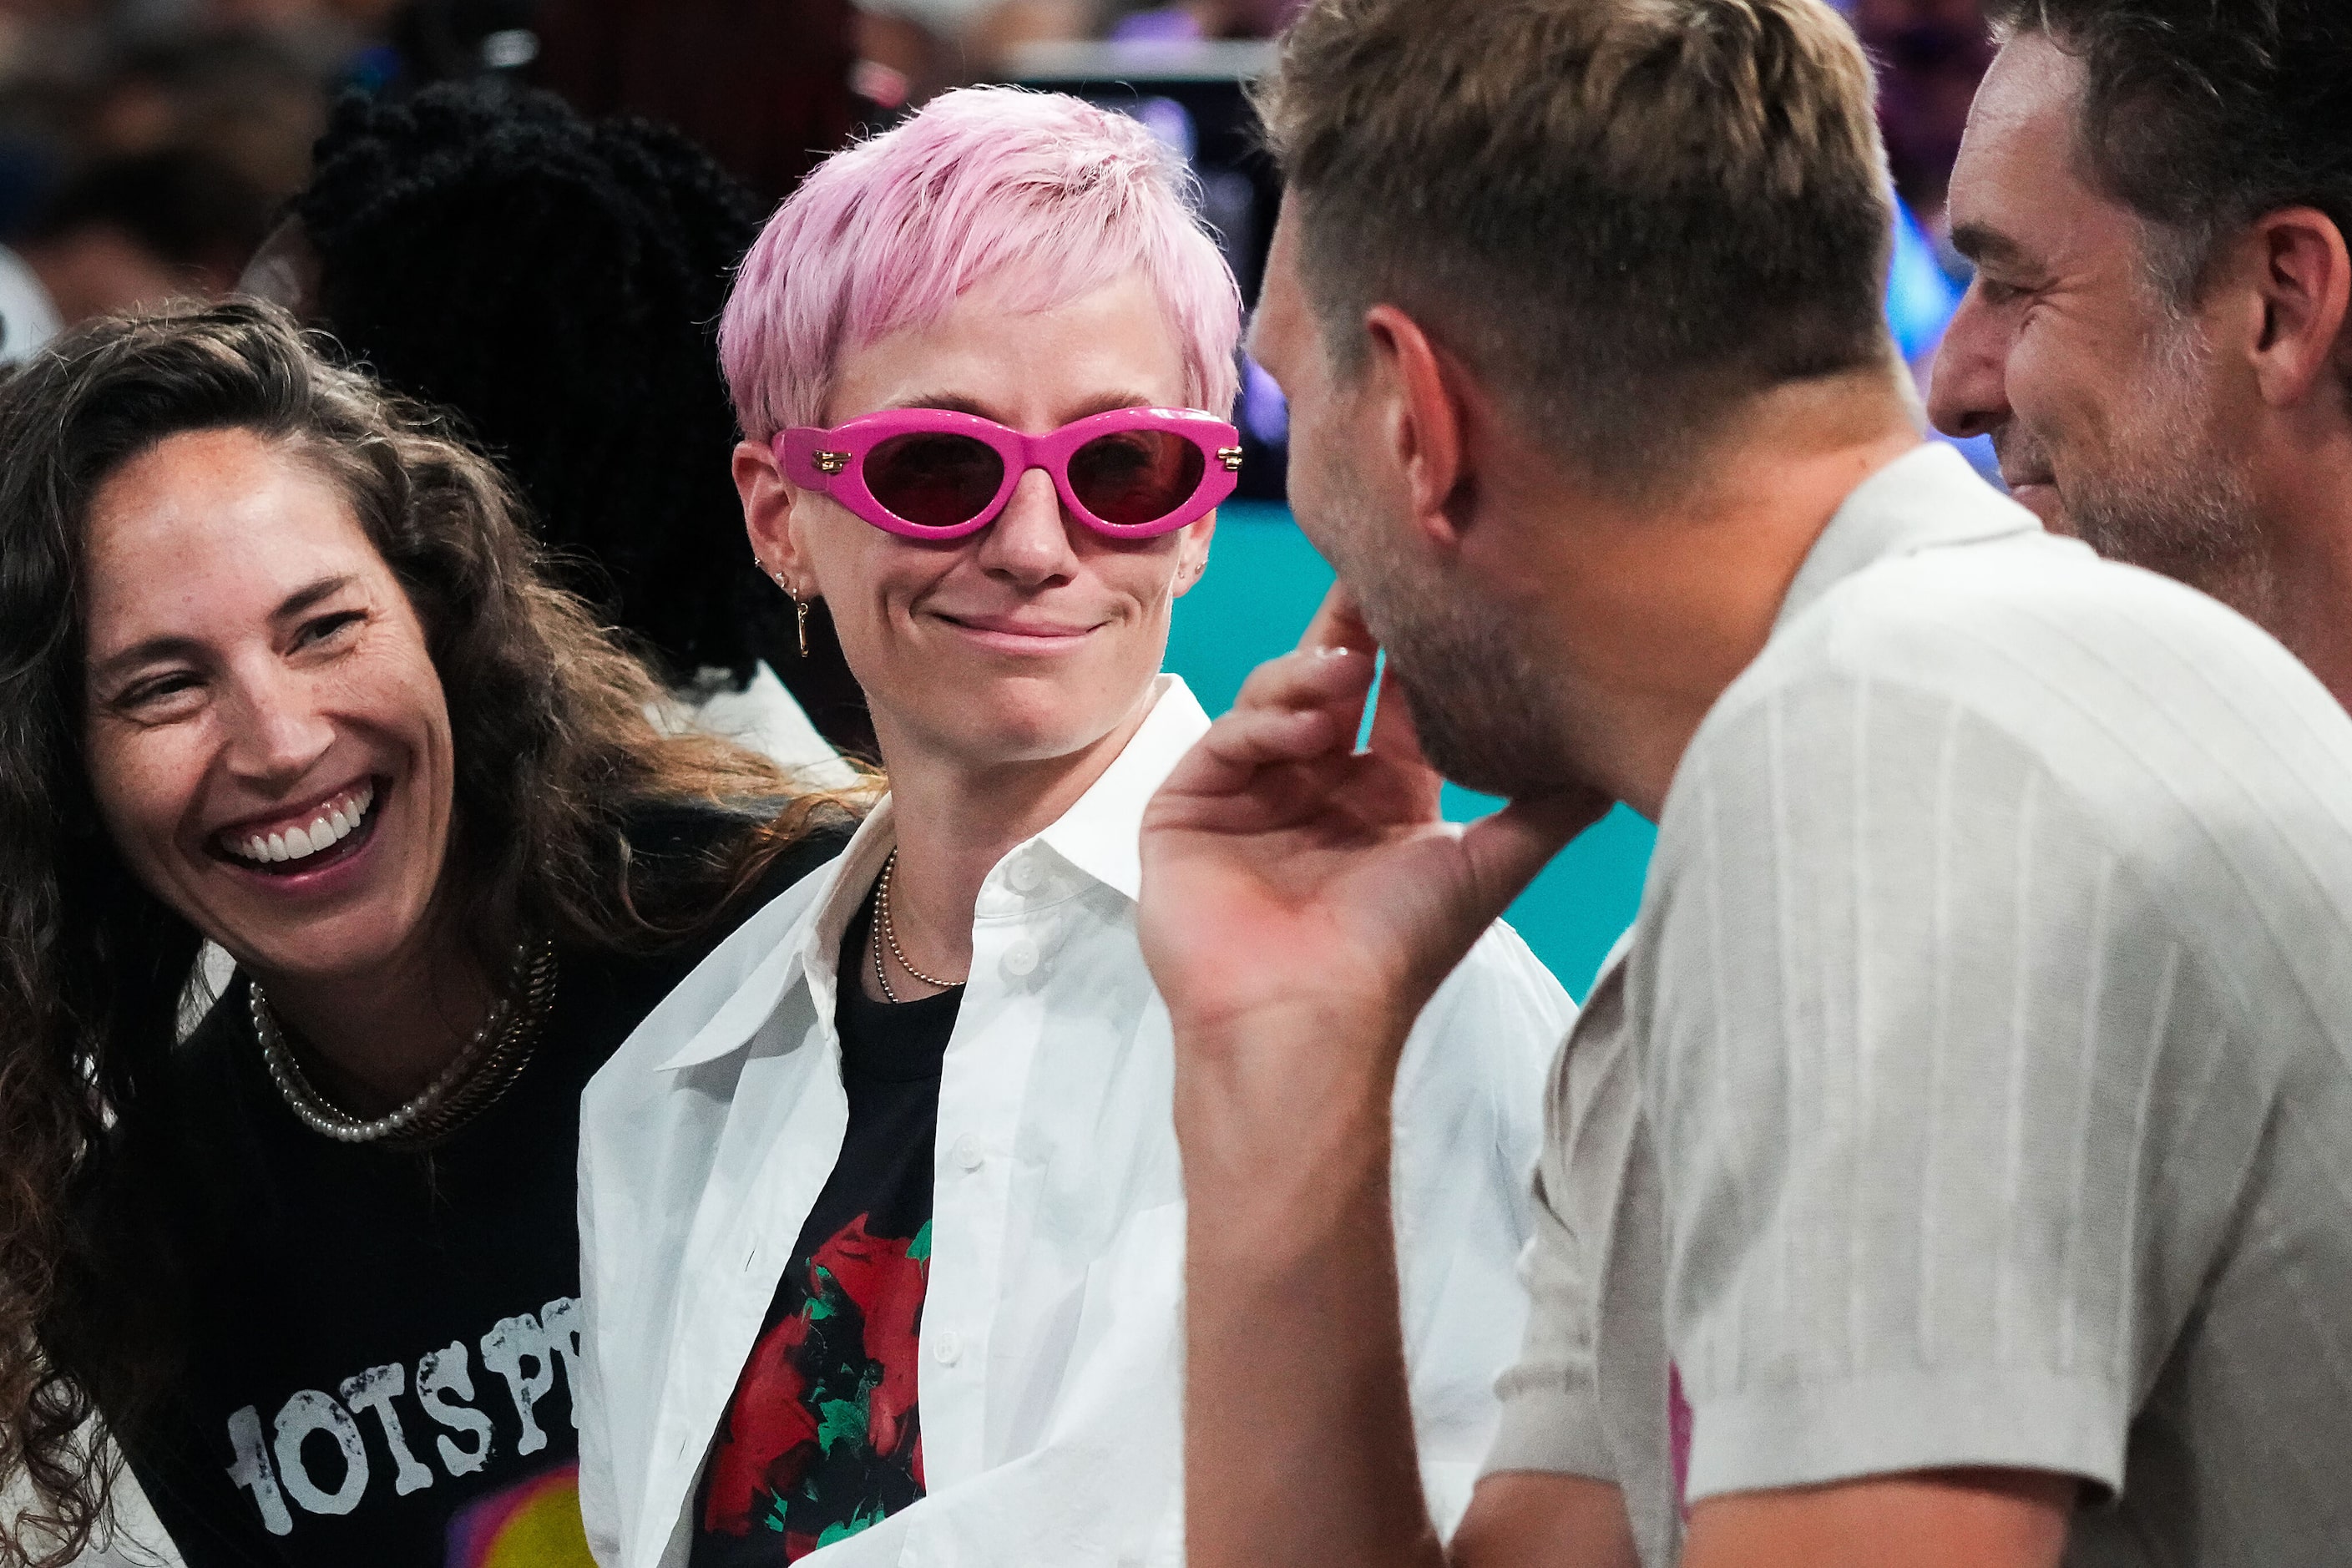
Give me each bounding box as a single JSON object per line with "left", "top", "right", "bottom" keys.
{"left": 445, "top": 1462, "right": 594, "bottom": 1567}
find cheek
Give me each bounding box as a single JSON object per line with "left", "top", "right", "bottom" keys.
{"left": 359, "top": 621, "right": 459, "bottom": 794}
{"left": 1090, "top": 557, "right": 1187, "bottom": 668}
{"left": 82, "top": 720, "right": 203, "bottom": 867}
{"left": 821, "top": 550, "right": 945, "bottom": 679}
{"left": 2011, "top": 316, "right": 2132, "bottom": 448}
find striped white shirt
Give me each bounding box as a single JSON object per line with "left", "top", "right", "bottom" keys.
{"left": 1485, "top": 443, "right": 2352, "bottom": 1567}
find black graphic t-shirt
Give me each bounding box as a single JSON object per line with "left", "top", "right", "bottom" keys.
{"left": 691, "top": 895, "right": 960, "bottom": 1564}
{"left": 71, "top": 803, "right": 852, "bottom": 1568}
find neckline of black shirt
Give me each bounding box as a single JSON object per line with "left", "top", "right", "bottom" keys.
{"left": 836, "top": 890, "right": 963, "bottom": 1084}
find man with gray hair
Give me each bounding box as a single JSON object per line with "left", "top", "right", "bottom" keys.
{"left": 1134, "top": 0, "right": 2352, "bottom": 1565}
{"left": 1930, "top": 0, "right": 2352, "bottom": 708}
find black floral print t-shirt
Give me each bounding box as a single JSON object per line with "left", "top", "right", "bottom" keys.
{"left": 690, "top": 894, "right": 959, "bottom": 1563}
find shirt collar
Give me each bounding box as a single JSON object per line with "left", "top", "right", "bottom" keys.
{"left": 649, "top": 854, "right": 842, "bottom": 1072}
{"left": 650, "top": 675, "right": 1209, "bottom": 1073}
{"left": 799, "top": 674, "right": 1204, "bottom": 1013}
{"left": 1773, "top": 443, "right": 2040, "bottom": 637}
{"left": 1035, "top": 674, "right": 1209, "bottom": 903}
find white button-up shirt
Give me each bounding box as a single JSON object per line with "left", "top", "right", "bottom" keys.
{"left": 576, "top": 676, "right": 1572, "bottom": 1567}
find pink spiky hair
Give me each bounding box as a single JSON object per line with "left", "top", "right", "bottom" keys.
{"left": 721, "top": 86, "right": 1244, "bottom": 441}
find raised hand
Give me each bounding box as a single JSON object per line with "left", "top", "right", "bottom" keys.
{"left": 1140, "top": 584, "right": 1605, "bottom": 1568}
{"left": 1138, "top": 584, "right": 1601, "bottom": 1058}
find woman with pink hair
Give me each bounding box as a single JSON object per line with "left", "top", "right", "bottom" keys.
{"left": 574, "top": 88, "right": 1570, "bottom": 1567}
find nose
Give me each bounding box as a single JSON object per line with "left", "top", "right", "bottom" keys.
{"left": 1925, "top": 281, "right": 2013, "bottom": 442}
{"left": 220, "top": 660, "right": 336, "bottom": 789}
{"left": 974, "top": 466, "right": 1080, "bottom": 588}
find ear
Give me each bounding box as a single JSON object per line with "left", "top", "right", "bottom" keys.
{"left": 1362, "top": 304, "right": 1473, "bottom": 549}
{"left": 2243, "top": 206, "right": 2352, "bottom": 409}
{"left": 1171, "top": 509, "right": 1217, "bottom": 600}
{"left": 735, "top": 438, "right": 814, "bottom": 594}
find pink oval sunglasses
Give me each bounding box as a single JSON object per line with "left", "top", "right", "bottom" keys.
{"left": 776, "top": 406, "right": 1243, "bottom": 540}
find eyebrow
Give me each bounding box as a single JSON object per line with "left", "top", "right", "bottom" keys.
{"left": 1950, "top": 220, "right": 2031, "bottom": 271}
{"left": 88, "top": 574, "right": 361, "bottom": 684}
{"left": 883, "top": 392, "right": 1164, "bottom": 423}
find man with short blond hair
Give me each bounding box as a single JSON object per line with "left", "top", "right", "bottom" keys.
{"left": 1135, "top": 0, "right": 2352, "bottom": 1565}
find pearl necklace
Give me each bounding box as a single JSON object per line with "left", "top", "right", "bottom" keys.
{"left": 873, "top": 850, "right": 962, "bottom": 1004}
{"left": 250, "top": 936, "right": 558, "bottom": 1149}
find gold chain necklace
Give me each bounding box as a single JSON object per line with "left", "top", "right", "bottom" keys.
{"left": 873, "top": 849, "right": 962, "bottom": 1003}
{"left": 250, "top": 937, "right": 558, "bottom": 1151}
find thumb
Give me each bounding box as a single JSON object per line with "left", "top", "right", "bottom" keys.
{"left": 1453, "top": 790, "right": 1609, "bottom": 928}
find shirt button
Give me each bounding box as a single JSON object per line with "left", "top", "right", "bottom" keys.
{"left": 1001, "top": 939, "right": 1039, "bottom": 978}
{"left": 1006, "top": 855, "right": 1043, "bottom": 893}
{"left": 952, "top": 1133, "right": 984, "bottom": 1171}
{"left": 932, "top": 1330, "right": 964, "bottom": 1366}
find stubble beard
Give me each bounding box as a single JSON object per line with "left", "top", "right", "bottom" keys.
{"left": 2034, "top": 317, "right": 2271, "bottom": 620}
{"left": 1302, "top": 459, "right": 1589, "bottom": 802}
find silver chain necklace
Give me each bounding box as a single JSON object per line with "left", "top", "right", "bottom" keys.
{"left": 873, "top": 849, "right": 962, "bottom": 1004}
{"left": 250, "top": 936, "right": 558, "bottom": 1150}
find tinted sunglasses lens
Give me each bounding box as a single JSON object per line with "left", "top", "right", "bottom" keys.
{"left": 1068, "top": 431, "right": 1205, "bottom": 529}
{"left": 864, "top": 432, "right": 1006, "bottom": 529}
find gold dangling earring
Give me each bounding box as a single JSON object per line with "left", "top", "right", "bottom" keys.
{"left": 766, "top": 563, "right": 812, "bottom": 660}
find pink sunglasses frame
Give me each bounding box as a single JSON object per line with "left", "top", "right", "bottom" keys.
{"left": 775, "top": 406, "right": 1243, "bottom": 540}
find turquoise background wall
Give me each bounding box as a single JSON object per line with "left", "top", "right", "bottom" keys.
{"left": 1163, "top": 502, "right": 1655, "bottom": 1001}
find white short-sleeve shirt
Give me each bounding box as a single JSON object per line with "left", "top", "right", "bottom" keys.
{"left": 1487, "top": 444, "right": 2352, "bottom": 1568}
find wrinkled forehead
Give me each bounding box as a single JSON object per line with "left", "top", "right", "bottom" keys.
{"left": 79, "top": 430, "right": 382, "bottom": 664}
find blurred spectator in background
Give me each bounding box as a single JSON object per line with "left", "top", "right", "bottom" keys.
{"left": 250, "top": 81, "right": 872, "bottom": 761}
{"left": 853, "top": 0, "right": 1088, "bottom": 106}
{"left": 3, "top": 23, "right": 332, "bottom": 204}
{"left": 7, "top": 144, "right": 266, "bottom": 324}
{"left": 1105, "top": 0, "right": 1303, "bottom": 41}
{"left": 533, "top": 0, "right": 862, "bottom": 200}
{"left": 1852, "top": 0, "right": 1995, "bottom": 242}
{"left": 850, "top": 0, "right": 1301, "bottom": 97}
{"left": 0, "top": 230, "right": 59, "bottom": 360}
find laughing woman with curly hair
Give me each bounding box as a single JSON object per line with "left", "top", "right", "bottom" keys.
{"left": 0, "top": 303, "right": 859, "bottom": 1568}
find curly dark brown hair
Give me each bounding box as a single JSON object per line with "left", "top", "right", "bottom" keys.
{"left": 0, "top": 301, "right": 864, "bottom": 1565}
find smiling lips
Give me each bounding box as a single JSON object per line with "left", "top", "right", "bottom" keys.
{"left": 940, "top": 611, "right": 1096, "bottom": 640}
{"left": 220, "top": 780, "right": 376, "bottom": 866}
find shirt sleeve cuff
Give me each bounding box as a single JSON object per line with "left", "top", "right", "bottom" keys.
{"left": 1687, "top": 1363, "right": 2132, "bottom": 1503}
{"left": 1480, "top": 1360, "right": 1620, "bottom": 1481}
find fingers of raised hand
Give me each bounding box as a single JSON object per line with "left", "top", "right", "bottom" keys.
{"left": 1297, "top": 581, "right": 1377, "bottom": 658}
{"left": 1232, "top": 641, "right": 1378, "bottom": 726}
{"left": 1193, "top": 696, "right": 1353, "bottom": 778}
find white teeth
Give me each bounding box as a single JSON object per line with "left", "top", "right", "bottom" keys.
{"left": 227, "top": 783, "right": 376, "bottom": 866}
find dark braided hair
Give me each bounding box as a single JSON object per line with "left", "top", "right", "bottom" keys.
{"left": 290, "top": 82, "right": 822, "bottom": 695}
